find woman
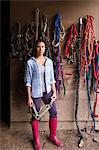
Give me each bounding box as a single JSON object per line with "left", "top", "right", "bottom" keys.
{"left": 24, "top": 39, "right": 63, "bottom": 150}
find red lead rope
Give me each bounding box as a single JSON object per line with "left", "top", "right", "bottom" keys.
{"left": 81, "top": 16, "right": 95, "bottom": 75}
{"left": 65, "top": 24, "right": 78, "bottom": 58}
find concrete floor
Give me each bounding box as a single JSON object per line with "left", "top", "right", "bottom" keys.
{"left": 0, "top": 122, "right": 99, "bottom": 150}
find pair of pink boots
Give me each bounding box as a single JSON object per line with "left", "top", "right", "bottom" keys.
{"left": 32, "top": 118, "right": 64, "bottom": 150}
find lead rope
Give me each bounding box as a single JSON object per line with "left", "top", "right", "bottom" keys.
{"left": 82, "top": 16, "right": 96, "bottom": 130}
{"left": 86, "top": 65, "right": 96, "bottom": 129}
{"left": 75, "top": 18, "right": 84, "bottom": 147}
{"left": 93, "top": 41, "right": 99, "bottom": 117}
{"left": 52, "top": 13, "right": 66, "bottom": 95}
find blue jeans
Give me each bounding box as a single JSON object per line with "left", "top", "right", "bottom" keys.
{"left": 32, "top": 91, "right": 57, "bottom": 120}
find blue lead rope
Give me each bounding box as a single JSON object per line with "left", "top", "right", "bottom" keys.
{"left": 54, "top": 13, "right": 61, "bottom": 94}
{"left": 53, "top": 13, "right": 66, "bottom": 95}
{"left": 86, "top": 66, "right": 96, "bottom": 130}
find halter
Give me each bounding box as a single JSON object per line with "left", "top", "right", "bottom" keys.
{"left": 65, "top": 24, "right": 78, "bottom": 64}
{"left": 52, "top": 13, "right": 66, "bottom": 95}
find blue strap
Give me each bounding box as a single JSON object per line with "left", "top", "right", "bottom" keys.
{"left": 86, "top": 69, "right": 96, "bottom": 129}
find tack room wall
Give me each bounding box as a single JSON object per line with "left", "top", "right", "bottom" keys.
{"left": 10, "top": 1, "right": 99, "bottom": 38}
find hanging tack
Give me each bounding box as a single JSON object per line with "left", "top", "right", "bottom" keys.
{"left": 93, "top": 137, "right": 99, "bottom": 144}
{"left": 78, "top": 137, "right": 84, "bottom": 148}
{"left": 35, "top": 8, "right": 40, "bottom": 40}
{"left": 80, "top": 17, "right": 83, "bottom": 25}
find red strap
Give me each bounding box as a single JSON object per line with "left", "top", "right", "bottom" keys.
{"left": 93, "top": 42, "right": 99, "bottom": 117}
{"left": 65, "top": 24, "right": 78, "bottom": 58}
{"left": 81, "top": 15, "right": 95, "bottom": 74}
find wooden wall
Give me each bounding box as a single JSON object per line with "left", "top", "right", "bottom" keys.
{"left": 10, "top": 1, "right": 99, "bottom": 130}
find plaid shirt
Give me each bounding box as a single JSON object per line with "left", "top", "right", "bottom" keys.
{"left": 24, "top": 57, "right": 56, "bottom": 98}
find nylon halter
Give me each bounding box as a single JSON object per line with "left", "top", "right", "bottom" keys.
{"left": 81, "top": 15, "right": 95, "bottom": 74}
{"left": 52, "top": 13, "right": 66, "bottom": 95}
{"left": 65, "top": 24, "right": 78, "bottom": 60}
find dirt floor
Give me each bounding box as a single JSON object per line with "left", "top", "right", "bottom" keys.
{"left": 0, "top": 122, "right": 99, "bottom": 150}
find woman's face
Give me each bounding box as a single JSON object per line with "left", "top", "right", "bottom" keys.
{"left": 36, "top": 42, "right": 45, "bottom": 57}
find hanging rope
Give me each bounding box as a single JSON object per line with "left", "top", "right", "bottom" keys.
{"left": 81, "top": 15, "right": 95, "bottom": 75}
{"left": 86, "top": 66, "right": 96, "bottom": 129}
{"left": 93, "top": 41, "right": 99, "bottom": 117}
{"left": 75, "top": 18, "right": 84, "bottom": 146}
{"left": 81, "top": 15, "right": 96, "bottom": 129}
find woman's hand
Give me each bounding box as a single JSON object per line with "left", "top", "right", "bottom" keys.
{"left": 51, "top": 92, "right": 57, "bottom": 101}
{"left": 27, "top": 97, "right": 34, "bottom": 107}
{"left": 26, "top": 87, "right": 34, "bottom": 107}
{"left": 51, "top": 82, "right": 57, "bottom": 101}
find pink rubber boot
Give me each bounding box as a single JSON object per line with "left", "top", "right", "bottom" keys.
{"left": 32, "top": 120, "right": 42, "bottom": 150}
{"left": 49, "top": 118, "right": 64, "bottom": 148}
